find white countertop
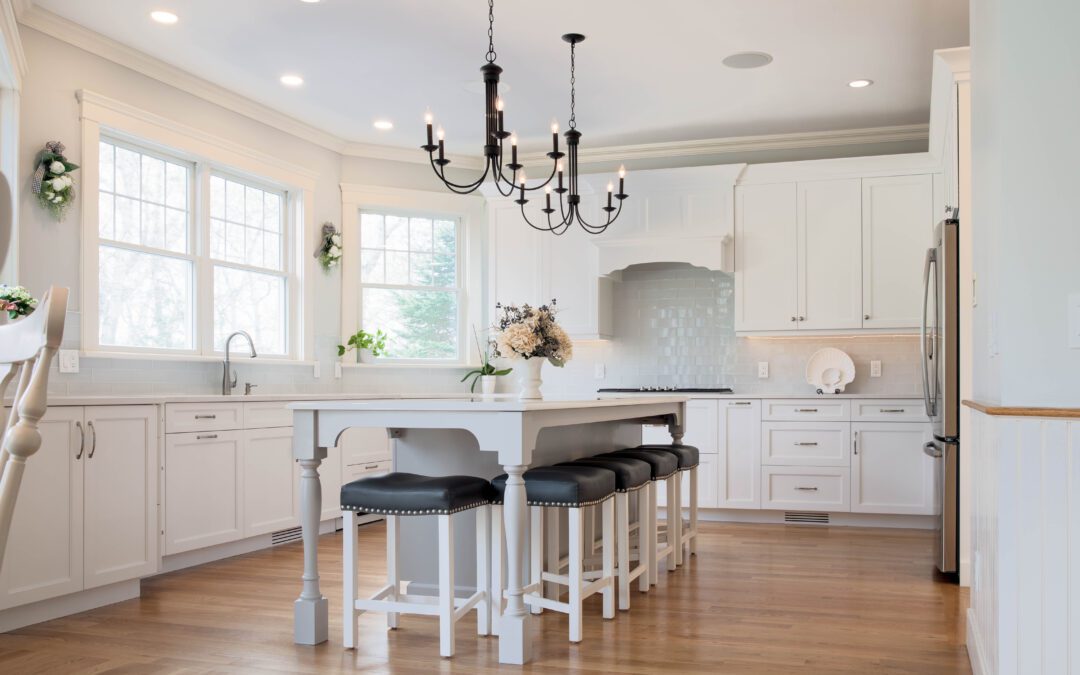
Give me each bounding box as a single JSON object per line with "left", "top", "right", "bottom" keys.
{"left": 597, "top": 392, "right": 921, "bottom": 400}
{"left": 289, "top": 395, "right": 688, "bottom": 412}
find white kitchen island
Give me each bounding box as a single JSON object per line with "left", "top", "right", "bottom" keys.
{"left": 289, "top": 395, "right": 686, "bottom": 664}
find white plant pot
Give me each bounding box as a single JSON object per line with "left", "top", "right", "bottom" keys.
{"left": 480, "top": 375, "right": 497, "bottom": 396}
{"left": 517, "top": 358, "right": 544, "bottom": 400}
{"left": 357, "top": 348, "right": 376, "bottom": 364}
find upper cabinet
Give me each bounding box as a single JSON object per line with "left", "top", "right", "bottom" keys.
{"left": 735, "top": 156, "right": 938, "bottom": 334}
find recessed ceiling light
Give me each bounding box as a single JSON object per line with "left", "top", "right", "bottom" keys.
{"left": 373, "top": 119, "right": 394, "bottom": 131}
{"left": 848, "top": 79, "right": 874, "bottom": 88}
{"left": 280, "top": 74, "right": 304, "bottom": 87}
{"left": 150, "top": 10, "right": 178, "bottom": 24}
{"left": 721, "top": 52, "right": 773, "bottom": 69}
{"left": 299, "top": 0, "right": 321, "bottom": 3}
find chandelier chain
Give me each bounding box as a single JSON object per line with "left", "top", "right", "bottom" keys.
{"left": 568, "top": 40, "right": 577, "bottom": 129}
{"left": 485, "top": 0, "right": 497, "bottom": 63}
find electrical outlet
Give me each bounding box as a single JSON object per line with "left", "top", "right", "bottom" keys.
{"left": 313, "top": 361, "right": 321, "bottom": 379}
{"left": 594, "top": 363, "right": 606, "bottom": 379}
{"left": 757, "top": 362, "right": 769, "bottom": 379}
{"left": 334, "top": 362, "right": 343, "bottom": 379}
{"left": 58, "top": 349, "right": 79, "bottom": 374}
{"left": 870, "top": 360, "right": 882, "bottom": 377}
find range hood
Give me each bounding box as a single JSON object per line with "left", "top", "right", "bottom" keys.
{"left": 593, "top": 233, "right": 732, "bottom": 276}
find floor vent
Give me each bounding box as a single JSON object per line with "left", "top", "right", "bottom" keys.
{"left": 272, "top": 526, "right": 303, "bottom": 545}
{"left": 784, "top": 511, "right": 830, "bottom": 525}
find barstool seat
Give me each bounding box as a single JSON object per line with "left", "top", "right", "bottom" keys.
{"left": 341, "top": 473, "right": 492, "bottom": 515}
{"left": 558, "top": 457, "right": 650, "bottom": 492}
{"left": 601, "top": 449, "right": 679, "bottom": 479}
{"left": 635, "top": 443, "right": 700, "bottom": 469}
{"left": 491, "top": 466, "right": 615, "bottom": 507}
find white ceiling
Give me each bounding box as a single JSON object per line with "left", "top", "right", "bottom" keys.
{"left": 30, "top": 0, "right": 969, "bottom": 152}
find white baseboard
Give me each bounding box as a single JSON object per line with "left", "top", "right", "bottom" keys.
{"left": 661, "top": 507, "right": 936, "bottom": 530}
{"left": 161, "top": 518, "right": 340, "bottom": 574}
{"left": 0, "top": 580, "right": 140, "bottom": 633}
{"left": 966, "top": 607, "right": 988, "bottom": 675}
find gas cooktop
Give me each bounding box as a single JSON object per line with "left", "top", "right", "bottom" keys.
{"left": 597, "top": 387, "right": 734, "bottom": 393}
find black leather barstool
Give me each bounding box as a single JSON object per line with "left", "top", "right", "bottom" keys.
{"left": 635, "top": 443, "right": 701, "bottom": 565}
{"left": 490, "top": 465, "right": 616, "bottom": 643}
{"left": 600, "top": 449, "right": 679, "bottom": 585}
{"left": 341, "top": 472, "right": 493, "bottom": 658}
{"left": 558, "top": 457, "right": 651, "bottom": 610}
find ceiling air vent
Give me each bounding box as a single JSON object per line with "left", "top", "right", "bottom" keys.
{"left": 272, "top": 526, "right": 303, "bottom": 546}
{"left": 784, "top": 511, "right": 829, "bottom": 525}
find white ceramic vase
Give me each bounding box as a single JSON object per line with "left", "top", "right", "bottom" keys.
{"left": 480, "top": 374, "right": 497, "bottom": 396}
{"left": 357, "top": 348, "right": 376, "bottom": 364}
{"left": 517, "top": 358, "right": 544, "bottom": 400}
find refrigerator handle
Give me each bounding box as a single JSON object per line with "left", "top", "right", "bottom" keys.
{"left": 921, "top": 247, "right": 937, "bottom": 418}
{"left": 923, "top": 441, "right": 943, "bottom": 459}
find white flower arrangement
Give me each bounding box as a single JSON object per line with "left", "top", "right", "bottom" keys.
{"left": 32, "top": 141, "right": 79, "bottom": 220}
{"left": 492, "top": 299, "right": 573, "bottom": 366}
{"left": 314, "top": 222, "right": 342, "bottom": 272}
{"left": 0, "top": 285, "right": 38, "bottom": 319}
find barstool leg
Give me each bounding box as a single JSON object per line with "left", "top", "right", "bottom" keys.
{"left": 689, "top": 466, "right": 698, "bottom": 556}
{"left": 668, "top": 474, "right": 681, "bottom": 570}
{"left": 476, "top": 506, "right": 491, "bottom": 636}
{"left": 438, "top": 514, "right": 455, "bottom": 658}
{"left": 616, "top": 492, "right": 631, "bottom": 610}
{"left": 490, "top": 505, "right": 504, "bottom": 636}
{"left": 386, "top": 515, "right": 399, "bottom": 629}
{"left": 568, "top": 506, "right": 584, "bottom": 643}
{"left": 544, "top": 507, "right": 561, "bottom": 601}
{"left": 529, "top": 506, "right": 543, "bottom": 615}
{"left": 342, "top": 510, "right": 358, "bottom": 649}
{"left": 648, "top": 482, "right": 659, "bottom": 586}
{"left": 601, "top": 498, "right": 615, "bottom": 619}
{"left": 637, "top": 486, "right": 651, "bottom": 592}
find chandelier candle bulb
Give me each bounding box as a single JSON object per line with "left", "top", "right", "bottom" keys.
{"left": 557, "top": 161, "right": 565, "bottom": 192}
{"left": 510, "top": 132, "right": 518, "bottom": 166}
{"left": 607, "top": 182, "right": 613, "bottom": 209}
{"left": 551, "top": 121, "right": 559, "bottom": 154}
{"left": 425, "top": 113, "right": 434, "bottom": 147}
{"left": 618, "top": 165, "right": 626, "bottom": 196}
{"left": 496, "top": 97, "right": 505, "bottom": 133}
{"left": 545, "top": 185, "right": 552, "bottom": 210}
{"left": 436, "top": 126, "right": 445, "bottom": 162}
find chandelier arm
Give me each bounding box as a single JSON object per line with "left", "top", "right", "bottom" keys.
{"left": 573, "top": 197, "right": 622, "bottom": 234}
{"left": 428, "top": 155, "right": 492, "bottom": 192}
{"left": 518, "top": 201, "right": 568, "bottom": 233}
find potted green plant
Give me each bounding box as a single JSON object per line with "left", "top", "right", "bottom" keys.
{"left": 461, "top": 329, "right": 512, "bottom": 394}
{"left": 337, "top": 329, "right": 388, "bottom": 364}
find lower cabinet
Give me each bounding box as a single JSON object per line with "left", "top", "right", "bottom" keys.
{"left": 717, "top": 400, "right": 762, "bottom": 509}
{"left": 657, "top": 455, "right": 718, "bottom": 509}
{"left": 851, "top": 422, "right": 935, "bottom": 515}
{"left": 164, "top": 430, "right": 244, "bottom": 555}
{"left": 761, "top": 466, "right": 851, "bottom": 512}
{"left": 243, "top": 427, "right": 299, "bottom": 537}
{"left": 0, "top": 405, "right": 158, "bottom": 610}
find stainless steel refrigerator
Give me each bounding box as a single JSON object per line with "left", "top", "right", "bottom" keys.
{"left": 921, "top": 217, "right": 960, "bottom": 574}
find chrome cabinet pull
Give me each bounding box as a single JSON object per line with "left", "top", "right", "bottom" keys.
{"left": 854, "top": 431, "right": 859, "bottom": 455}
{"left": 87, "top": 421, "right": 97, "bottom": 459}
{"left": 790, "top": 316, "right": 797, "bottom": 322}
{"left": 794, "top": 486, "right": 819, "bottom": 492}
{"left": 731, "top": 401, "right": 752, "bottom": 406}
{"left": 194, "top": 414, "right": 217, "bottom": 420}
{"left": 364, "top": 463, "right": 380, "bottom": 470}
{"left": 196, "top": 434, "right": 219, "bottom": 440}
{"left": 879, "top": 408, "right": 905, "bottom": 413}
{"left": 798, "top": 316, "right": 805, "bottom": 321}
{"left": 75, "top": 421, "right": 85, "bottom": 460}
{"left": 795, "top": 408, "right": 818, "bottom": 413}
{"left": 794, "top": 442, "right": 819, "bottom": 447}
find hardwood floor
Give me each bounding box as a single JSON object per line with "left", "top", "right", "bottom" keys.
{"left": 0, "top": 522, "right": 969, "bottom": 674}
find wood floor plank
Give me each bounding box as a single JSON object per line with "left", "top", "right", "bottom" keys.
{"left": 0, "top": 522, "right": 970, "bottom": 674}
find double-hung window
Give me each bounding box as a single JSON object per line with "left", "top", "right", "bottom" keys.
{"left": 92, "top": 137, "right": 298, "bottom": 358}
{"left": 358, "top": 211, "right": 463, "bottom": 360}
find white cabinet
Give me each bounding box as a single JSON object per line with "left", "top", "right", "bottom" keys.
{"left": 851, "top": 422, "right": 935, "bottom": 515}
{"left": 717, "top": 400, "right": 761, "bottom": 509}
{"left": 318, "top": 445, "right": 343, "bottom": 522}
{"left": 658, "top": 455, "right": 718, "bottom": 510}
{"left": 242, "top": 427, "right": 299, "bottom": 537}
{"left": 861, "top": 174, "right": 935, "bottom": 328}
{"left": 164, "top": 430, "right": 244, "bottom": 555}
{"left": 490, "top": 201, "right": 542, "bottom": 308}
{"left": 0, "top": 405, "right": 157, "bottom": 610}
{"left": 761, "top": 466, "right": 851, "bottom": 511}
{"left": 760, "top": 422, "right": 850, "bottom": 467}
{"left": 735, "top": 182, "right": 798, "bottom": 331}
{"left": 798, "top": 179, "right": 863, "bottom": 330}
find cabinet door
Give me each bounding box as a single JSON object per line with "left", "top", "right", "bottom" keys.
{"left": 340, "top": 426, "right": 391, "bottom": 467}
{"left": 798, "top": 179, "right": 863, "bottom": 330}
{"left": 735, "top": 183, "right": 798, "bottom": 331}
{"left": 851, "top": 423, "right": 935, "bottom": 515}
{"left": 861, "top": 174, "right": 934, "bottom": 328}
{"left": 542, "top": 224, "right": 606, "bottom": 338}
{"left": 164, "top": 430, "right": 243, "bottom": 555}
{"left": 657, "top": 456, "right": 717, "bottom": 509}
{"left": 717, "top": 400, "right": 761, "bottom": 509}
{"left": 242, "top": 427, "right": 299, "bottom": 537}
{"left": 83, "top": 406, "right": 159, "bottom": 589}
{"left": 682, "top": 400, "right": 718, "bottom": 453}
{"left": 318, "top": 445, "right": 343, "bottom": 522}
{"left": 0, "top": 407, "right": 84, "bottom": 609}
{"left": 490, "top": 202, "right": 542, "bottom": 306}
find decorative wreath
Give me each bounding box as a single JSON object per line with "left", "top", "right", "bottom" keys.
{"left": 32, "top": 141, "right": 79, "bottom": 221}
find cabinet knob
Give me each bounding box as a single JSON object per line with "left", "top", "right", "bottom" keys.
{"left": 864, "top": 314, "right": 870, "bottom": 320}
{"left": 790, "top": 316, "right": 797, "bottom": 322}
{"left": 798, "top": 316, "right": 805, "bottom": 322}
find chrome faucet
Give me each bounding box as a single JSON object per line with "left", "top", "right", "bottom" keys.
{"left": 222, "top": 330, "right": 257, "bottom": 395}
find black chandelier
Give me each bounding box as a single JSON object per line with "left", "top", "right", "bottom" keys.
{"left": 421, "top": 0, "right": 627, "bottom": 235}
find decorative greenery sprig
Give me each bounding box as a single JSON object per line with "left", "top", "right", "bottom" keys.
{"left": 32, "top": 141, "right": 79, "bottom": 221}
{"left": 337, "top": 329, "right": 388, "bottom": 358}
{"left": 460, "top": 327, "right": 512, "bottom": 392}
{"left": 314, "top": 222, "right": 342, "bottom": 272}
{"left": 0, "top": 285, "right": 38, "bottom": 319}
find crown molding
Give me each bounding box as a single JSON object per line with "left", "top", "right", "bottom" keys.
{"left": 18, "top": 3, "right": 346, "bottom": 153}
{"left": 0, "top": 0, "right": 28, "bottom": 89}
{"left": 340, "top": 141, "right": 484, "bottom": 171}
{"left": 521, "top": 124, "right": 928, "bottom": 166}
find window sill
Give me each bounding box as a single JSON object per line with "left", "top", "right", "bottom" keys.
{"left": 340, "top": 362, "right": 473, "bottom": 370}
{"left": 78, "top": 350, "right": 317, "bottom": 367}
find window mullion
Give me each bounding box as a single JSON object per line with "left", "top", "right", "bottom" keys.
{"left": 196, "top": 163, "right": 214, "bottom": 356}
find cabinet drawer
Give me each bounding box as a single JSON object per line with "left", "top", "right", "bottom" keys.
{"left": 242, "top": 401, "right": 293, "bottom": 429}
{"left": 344, "top": 460, "right": 392, "bottom": 483}
{"left": 761, "top": 422, "right": 850, "bottom": 467}
{"left": 165, "top": 402, "right": 243, "bottom": 433}
{"left": 761, "top": 466, "right": 850, "bottom": 511}
{"left": 340, "top": 427, "right": 392, "bottom": 466}
{"left": 851, "top": 400, "right": 926, "bottom": 422}
{"left": 761, "top": 399, "right": 850, "bottom": 422}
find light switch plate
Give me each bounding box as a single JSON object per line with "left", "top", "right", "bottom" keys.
{"left": 870, "top": 360, "right": 882, "bottom": 377}
{"left": 1069, "top": 293, "right": 1080, "bottom": 349}
{"left": 313, "top": 361, "right": 321, "bottom": 379}
{"left": 593, "top": 363, "right": 606, "bottom": 379}
{"left": 334, "top": 362, "right": 342, "bottom": 379}
{"left": 757, "top": 362, "right": 769, "bottom": 379}
{"left": 58, "top": 349, "right": 79, "bottom": 374}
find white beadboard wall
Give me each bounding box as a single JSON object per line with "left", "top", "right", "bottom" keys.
{"left": 968, "top": 409, "right": 1080, "bottom": 675}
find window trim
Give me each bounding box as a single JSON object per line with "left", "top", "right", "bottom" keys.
{"left": 340, "top": 184, "right": 486, "bottom": 367}
{"left": 79, "top": 90, "right": 316, "bottom": 362}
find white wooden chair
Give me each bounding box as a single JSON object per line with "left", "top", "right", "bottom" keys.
{"left": 0, "top": 286, "right": 68, "bottom": 574}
